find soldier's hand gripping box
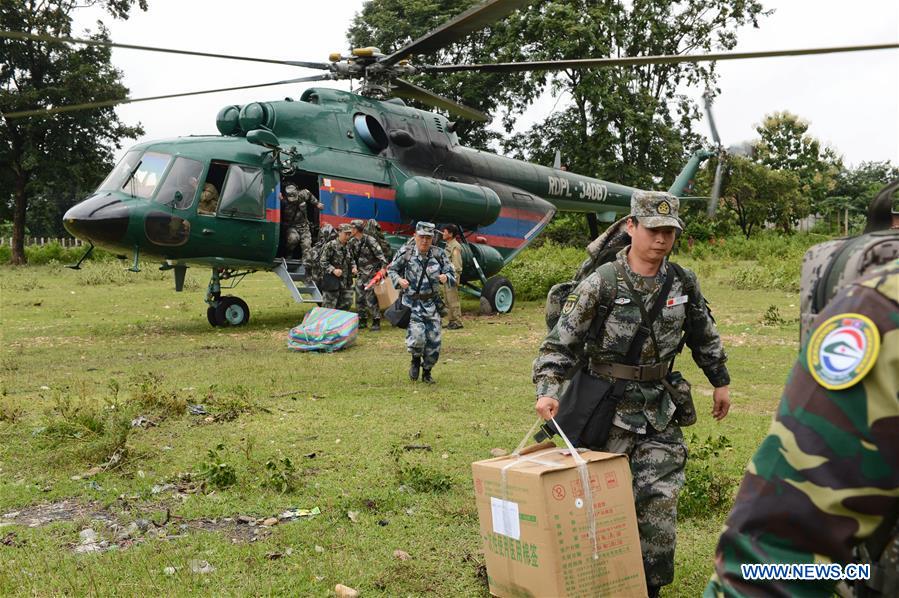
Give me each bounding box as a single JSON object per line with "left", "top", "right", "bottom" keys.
{"left": 472, "top": 448, "right": 646, "bottom": 597}
{"left": 373, "top": 277, "right": 399, "bottom": 310}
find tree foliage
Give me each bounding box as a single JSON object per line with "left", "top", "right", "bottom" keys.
{"left": 822, "top": 160, "right": 899, "bottom": 221}
{"left": 0, "top": 0, "right": 146, "bottom": 263}
{"left": 703, "top": 155, "right": 803, "bottom": 238}
{"left": 753, "top": 111, "right": 842, "bottom": 210}
{"left": 502, "top": 0, "right": 768, "bottom": 189}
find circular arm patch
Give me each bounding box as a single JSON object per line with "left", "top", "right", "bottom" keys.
{"left": 807, "top": 313, "right": 881, "bottom": 390}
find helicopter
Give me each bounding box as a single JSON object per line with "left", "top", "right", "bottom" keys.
{"left": 3, "top": 0, "right": 897, "bottom": 327}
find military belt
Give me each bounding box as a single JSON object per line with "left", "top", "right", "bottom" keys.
{"left": 409, "top": 292, "right": 436, "bottom": 300}
{"left": 590, "top": 360, "right": 672, "bottom": 382}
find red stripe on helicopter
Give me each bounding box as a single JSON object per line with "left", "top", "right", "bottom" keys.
{"left": 321, "top": 178, "right": 396, "bottom": 201}
{"left": 266, "top": 208, "right": 280, "bottom": 223}
{"left": 499, "top": 207, "right": 545, "bottom": 222}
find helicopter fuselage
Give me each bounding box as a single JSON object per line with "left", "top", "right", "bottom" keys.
{"left": 63, "top": 87, "right": 706, "bottom": 324}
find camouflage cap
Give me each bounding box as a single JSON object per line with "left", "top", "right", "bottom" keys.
{"left": 284, "top": 183, "right": 299, "bottom": 196}
{"left": 350, "top": 219, "right": 365, "bottom": 230}
{"left": 631, "top": 191, "right": 682, "bottom": 230}
{"left": 415, "top": 221, "right": 436, "bottom": 236}
{"left": 338, "top": 223, "right": 353, "bottom": 233}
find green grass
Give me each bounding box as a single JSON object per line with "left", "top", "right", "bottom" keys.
{"left": 0, "top": 256, "right": 799, "bottom": 596}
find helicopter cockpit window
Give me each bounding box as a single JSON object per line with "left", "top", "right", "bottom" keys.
{"left": 118, "top": 151, "right": 171, "bottom": 200}
{"left": 217, "top": 164, "right": 264, "bottom": 219}
{"left": 97, "top": 149, "right": 142, "bottom": 193}
{"left": 154, "top": 157, "right": 204, "bottom": 210}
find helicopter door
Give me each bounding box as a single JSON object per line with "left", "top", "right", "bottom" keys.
{"left": 195, "top": 161, "right": 277, "bottom": 262}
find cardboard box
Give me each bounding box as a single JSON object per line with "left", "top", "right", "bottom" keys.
{"left": 472, "top": 448, "right": 646, "bottom": 597}
{"left": 373, "top": 277, "right": 399, "bottom": 310}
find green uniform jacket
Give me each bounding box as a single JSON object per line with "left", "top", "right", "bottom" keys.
{"left": 706, "top": 259, "right": 899, "bottom": 597}
{"left": 533, "top": 247, "right": 729, "bottom": 433}
{"left": 319, "top": 239, "right": 354, "bottom": 287}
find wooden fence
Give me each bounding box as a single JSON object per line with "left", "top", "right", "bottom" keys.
{"left": 0, "top": 237, "right": 86, "bottom": 247}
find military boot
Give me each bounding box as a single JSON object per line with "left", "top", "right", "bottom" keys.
{"left": 421, "top": 369, "right": 434, "bottom": 384}
{"left": 370, "top": 319, "right": 381, "bottom": 331}
{"left": 358, "top": 319, "right": 368, "bottom": 330}
{"left": 409, "top": 356, "right": 421, "bottom": 381}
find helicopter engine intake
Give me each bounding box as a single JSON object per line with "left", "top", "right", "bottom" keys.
{"left": 396, "top": 176, "right": 501, "bottom": 228}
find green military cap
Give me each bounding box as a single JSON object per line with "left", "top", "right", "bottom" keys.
{"left": 338, "top": 223, "right": 353, "bottom": 233}
{"left": 415, "top": 221, "right": 436, "bottom": 236}
{"left": 350, "top": 219, "right": 365, "bottom": 230}
{"left": 631, "top": 191, "right": 682, "bottom": 230}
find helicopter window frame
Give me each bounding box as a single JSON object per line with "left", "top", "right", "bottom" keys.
{"left": 97, "top": 149, "right": 142, "bottom": 194}
{"left": 153, "top": 156, "right": 205, "bottom": 210}
{"left": 217, "top": 163, "right": 265, "bottom": 220}
{"left": 331, "top": 193, "right": 349, "bottom": 217}
{"left": 122, "top": 151, "right": 171, "bottom": 200}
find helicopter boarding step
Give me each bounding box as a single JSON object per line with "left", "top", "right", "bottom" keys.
{"left": 273, "top": 258, "right": 323, "bottom": 304}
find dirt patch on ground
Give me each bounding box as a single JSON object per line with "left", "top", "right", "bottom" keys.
{"left": 0, "top": 499, "right": 318, "bottom": 550}
{"left": 2, "top": 499, "right": 116, "bottom": 528}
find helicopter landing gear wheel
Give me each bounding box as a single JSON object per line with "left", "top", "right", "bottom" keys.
{"left": 207, "top": 306, "right": 219, "bottom": 327}
{"left": 214, "top": 296, "right": 250, "bottom": 326}
{"left": 482, "top": 276, "right": 515, "bottom": 314}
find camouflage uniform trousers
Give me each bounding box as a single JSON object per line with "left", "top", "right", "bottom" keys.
{"left": 406, "top": 301, "right": 442, "bottom": 369}
{"left": 284, "top": 223, "right": 313, "bottom": 264}
{"left": 354, "top": 271, "right": 381, "bottom": 325}
{"left": 594, "top": 423, "right": 687, "bottom": 588}
{"left": 321, "top": 288, "right": 353, "bottom": 311}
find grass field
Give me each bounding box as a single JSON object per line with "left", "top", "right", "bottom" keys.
{"left": 0, "top": 256, "right": 800, "bottom": 596}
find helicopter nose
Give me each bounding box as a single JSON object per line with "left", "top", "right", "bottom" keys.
{"left": 63, "top": 195, "right": 130, "bottom": 246}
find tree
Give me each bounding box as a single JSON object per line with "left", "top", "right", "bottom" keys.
{"left": 753, "top": 111, "right": 842, "bottom": 217}
{"left": 0, "top": 0, "right": 146, "bottom": 264}
{"left": 822, "top": 161, "right": 899, "bottom": 231}
{"left": 708, "top": 155, "right": 803, "bottom": 238}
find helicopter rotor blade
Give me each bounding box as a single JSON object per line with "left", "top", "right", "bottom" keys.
{"left": 379, "top": 0, "right": 534, "bottom": 67}
{"left": 422, "top": 42, "right": 899, "bottom": 73}
{"left": 708, "top": 155, "right": 726, "bottom": 218}
{"left": 0, "top": 30, "right": 332, "bottom": 70}
{"left": 2, "top": 74, "right": 333, "bottom": 120}
{"left": 391, "top": 78, "right": 488, "bottom": 122}
{"left": 702, "top": 90, "right": 722, "bottom": 148}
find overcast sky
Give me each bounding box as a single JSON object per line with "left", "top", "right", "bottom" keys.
{"left": 71, "top": 0, "right": 899, "bottom": 169}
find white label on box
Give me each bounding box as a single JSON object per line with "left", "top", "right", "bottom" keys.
{"left": 490, "top": 497, "right": 521, "bottom": 540}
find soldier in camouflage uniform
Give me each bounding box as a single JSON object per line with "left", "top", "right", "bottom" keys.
{"left": 533, "top": 191, "right": 731, "bottom": 597}
{"left": 388, "top": 221, "right": 456, "bottom": 384}
{"left": 318, "top": 223, "right": 354, "bottom": 311}
{"left": 365, "top": 218, "right": 393, "bottom": 260}
{"left": 349, "top": 219, "right": 388, "bottom": 330}
{"left": 706, "top": 258, "right": 899, "bottom": 597}
{"left": 280, "top": 184, "right": 323, "bottom": 264}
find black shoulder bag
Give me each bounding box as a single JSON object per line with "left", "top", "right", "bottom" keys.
{"left": 537, "top": 265, "right": 675, "bottom": 449}
{"left": 385, "top": 251, "right": 428, "bottom": 329}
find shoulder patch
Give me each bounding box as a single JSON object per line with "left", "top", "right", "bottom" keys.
{"left": 807, "top": 313, "right": 881, "bottom": 390}
{"left": 561, "top": 293, "right": 579, "bottom": 316}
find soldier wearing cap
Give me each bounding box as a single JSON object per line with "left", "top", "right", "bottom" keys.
{"left": 533, "top": 190, "right": 731, "bottom": 597}
{"left": 318, "top": 223, "right": 355, "bottom": 310}
{"left": 349, "top": 219, "right": 388, "bottom": 330}
{"left": 387, "top": 221, "right": 456, "bottom": 384}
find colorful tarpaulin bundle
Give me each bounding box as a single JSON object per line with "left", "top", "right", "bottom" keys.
{"left": 287, "top": 307, "right": 358, "bottom": 352}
